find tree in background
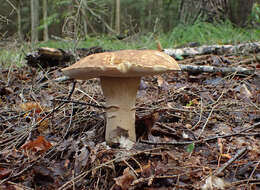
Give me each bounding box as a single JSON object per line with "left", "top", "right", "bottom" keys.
{"left": 5, "top": 0, "right": 23, "bottom": 41}
{"left": 178, "top": 0, "right": 255, "bottom": 27}
{"left": 42, "top": 0, "right": 48, "bottom": 41}
{"left": 179, "top": 0, "right": 229, "bottom": 24}
{"left": 228, "top": 0, "right": 254, "bottom": 26}
{"left": 115, "top": 0, "right": 120, "bottom": 34}
{"left": 30, "top": 0, "right": 39, "bottom": 43}
{"left": 0, "top": 0, "right": 258, "bottom": 42}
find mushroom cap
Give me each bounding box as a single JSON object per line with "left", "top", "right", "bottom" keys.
{"left": 62, "top": 49, "right": 180, "bottom": 80}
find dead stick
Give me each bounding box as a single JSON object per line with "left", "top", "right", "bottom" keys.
{"left": 57, "top": 147, "right": 164, "bottom": 190}
{"left": 140, "top": 122, "right": 260, "bottom": 146}
{"left": 215, "top": 147, "right": 247, "bottom": 176}
{"left": 229, "top": 179, "right": 260, "bottom": 186}
{"left": 179, "top": 64, "right": 255, "bottom": 75}
{"left": 52, "top": 98, "right": 106, "bottom": 109}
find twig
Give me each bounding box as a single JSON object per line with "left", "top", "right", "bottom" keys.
{"left": 27, "top": 81, "right": 77, "bottom": 133}
{"left": 191, "top": 98, "right": 203, "bottom": 130}
{"left": 7, "top": 181, "right": 34, "bottom": 190}
{"left": 84, "top": 2, "right": 117, "bottom": 34}
{"left": 247, "top": 160, "right": 260, "bottom": 185}
{"left": 0, "top": 82, "right": 78, "bottom": 185}
{"left": 54, "top": 76, "right": 72, "bottom": 82}
{"left": 140, "top": 121, "right": 260, "bottom": 146}
{"left": 214, "top": 147, "right": 247, "bottom": 176}
{"left": 67, "top": 81, "right": 77, "bottom": 100}
{"left": 62, "top": 103, "right": 74, "bottom": 139}
{"left": 123, "top": 159, "right": 138, "bottom": 177}
{"left": 198, "top": 91, "right": 224, "bottom": 138}
{"left": 0, "top": 111, "right": 28, "bottom": 123}
{"left": 139, "top": 139, "right": 192, "bottom": 146}
{"left": 229, "top": 179, "right": 260, "bottom": 186}
{"left": 197, "top": 104, "right": 217, "bottom": 138}
{"left": 52, "top": 98, "right": 106, "bottom": 109}
{"left": 57, "top": 147, "right": 163, "bottom": 190}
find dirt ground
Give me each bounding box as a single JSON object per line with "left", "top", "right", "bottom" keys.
{"left": 0, "top": 49, "right": 260, "bottom": 189}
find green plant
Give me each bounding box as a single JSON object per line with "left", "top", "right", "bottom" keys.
{"left": 0, "top": 48, "right": 24, "bottom": 68}
{"left": 186, "top": 143, "right": 195, "bottom": 153}
{"left": 249, "top": 3, "right": 260, "bottom": 26}
{"left": 160, "top": 21, "right": 260, "bottom": 47}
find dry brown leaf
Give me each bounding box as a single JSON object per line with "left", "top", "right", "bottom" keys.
{"left": 37, "top": 117, "right": 50, "bottom": 134}
{"left": 156, "top": 76, "right": 169, "bottom": 90}
{"left": 114, "top": 167, "right": 136, "bottom": 190}
{"left": 0, "top": 168, "right": 12, "bottom": 179}
{"left": 240, "top": 83, "right": 252, "bottom": 99}
{"left": 191, "top": 98, "right": 199, "bottom": 105}
{"left": 135, "top": 161, "right": 152, "bottom": 174}
{"left": 157, "top": 76, "right": 164, "bottom": 87}
{"left": 20, "top": 102, "right": 44, "bottom": 113}
{"left": 220, "top": 153, "right": 231, "bottom": 159}
{"left": 21, "top": 136, "right": 52, "bottom": 154}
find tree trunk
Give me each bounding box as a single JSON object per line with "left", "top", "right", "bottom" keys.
{"left": 17, "top": 0, "right": 22, "bottom": 41}
{"left": 115, "top": 0, "right": 120, "bottom": 34}
{"left": 227, "top": 0, "right": 254, "bottom": 26}
{"left": 31, "top": 0, "right": 39, "bottom": 43}
{"left": 178, "top": 0, "right": 204, "bottom": 24}
{"left": 42, "top": 0, "right": 49, "bottom": 41}
{"left": 81, "top": 0, "right": 88, "bottom": 37}
{"left": 5, "top": 0, "right": 23, "bottom": 41}
{"left": 178, "top": 0, "right": 230, "bottom": 24}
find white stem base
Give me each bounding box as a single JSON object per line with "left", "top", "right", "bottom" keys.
{"left": 100, "top": 77, "right": 140, "bottom": 145}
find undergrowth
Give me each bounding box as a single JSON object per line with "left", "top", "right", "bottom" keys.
{"left": 0, "top": 21, "right": 259, "bottom": 67}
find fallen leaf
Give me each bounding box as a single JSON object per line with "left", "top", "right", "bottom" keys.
{"left": 157, "top": 76, "right": 164, "bottom": 87}
{"left": 20, "top": 102, "right": 44, "bottom": 113}
{"left": 157, "top": 76, "right": 169, "bottom": 90}
{"left": 75, "top": 146, "right": 89, "bottom": 175}
{"left": 240, "top": 83, "right": 252, "bottom": 99}
{"left": 21, "top": 136, "right": 52, "bottom": 154}
{"left": 114, "top": 167, "right": 136, "bottom": 190}
{"left": 0, "top": 168, "right": 11, "bottom": 179}
{"left": 37, "top": 117, "right": 50, "bottom": 134}
{"left": 201, "top": 176, "right": 229, "bottom": 190}
{"left": 220, "top": 153, "right": 231, "bottom": 159}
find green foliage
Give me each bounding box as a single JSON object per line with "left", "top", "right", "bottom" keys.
{"left": 160, "top": 21, "right": 260, "bottom": 47}
{"left": 0, "top": 48, "right": 24, "bottom": 68}
{"left": 38, "top": 13, "right": 59, "bottom": 31}
{"left": 186, "top": 143, "right": 195, "bottom": 153}
{"left": 37, "top": 35, "right": 157, "bottom": 50}
{"left": 1, "top": 21, "right": 259, "bottom": 67}
{"left": 249, "top": 3, "right": 260, "bottom": 25}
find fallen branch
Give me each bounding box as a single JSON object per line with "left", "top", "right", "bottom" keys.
{"left": 164, "top": 42, "right": 260, "bottom": 57}
{"left": 179, "top": 64, "right": 255, "bottom": 75}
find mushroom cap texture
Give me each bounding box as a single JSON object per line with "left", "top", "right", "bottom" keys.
{"left": 62, "top": 49, "right": 180, "bottom": 80}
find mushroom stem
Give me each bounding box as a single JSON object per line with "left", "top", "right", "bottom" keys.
{"left": 100, "top": 76, "right": 140, "bottom": 145}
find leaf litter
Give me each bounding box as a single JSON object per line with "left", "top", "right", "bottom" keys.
{"left": 0, "top": 48, "right": 260, "bottom": 189}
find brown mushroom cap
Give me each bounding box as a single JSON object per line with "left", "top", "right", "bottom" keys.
{"left": 62, "top": 50, "right": 180, "bottom": 80}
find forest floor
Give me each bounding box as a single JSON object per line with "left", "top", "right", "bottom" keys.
{"left": 0, "top": 42, "right": 260, "bottom": 189}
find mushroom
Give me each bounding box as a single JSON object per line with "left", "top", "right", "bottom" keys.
{"left": 62, "top": 50, "right": 180, "bottom": 146}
